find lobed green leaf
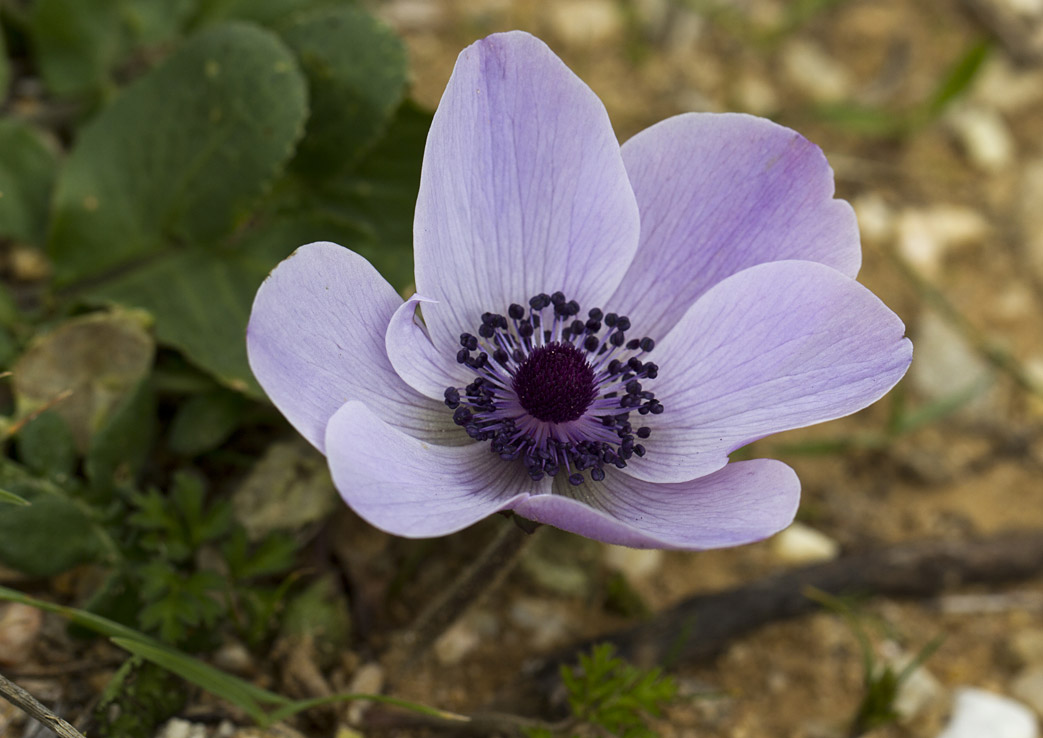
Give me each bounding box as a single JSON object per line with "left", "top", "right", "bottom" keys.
{"left": 48, "top": 21, "right": 309, "bottom": 285}
{"left": 0, "top": 120, "right": 59, "bottom": 246}
{"left": 281, "top": 5, "right": 407, "bottom": 177}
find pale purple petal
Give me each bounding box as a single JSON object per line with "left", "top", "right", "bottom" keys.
{"left": 325, "top": 401, "right": 540, "bottom": 537}
{"left": 512, "top": 460, "right": 799, "bottom": 550}
{"left": 611, "top": 114, "right": 861, "bottom": 339}
{"left": 626, "top": 260, "right": 912, "bottom": 484}
{"left": 247, "top": 242, "right": 459, "bottom": 451}
{"left": 413, "top": 30, "right": 640, "bottom": 354}
{"left": 386, "top": 295, "right": 472, "bottom": 400}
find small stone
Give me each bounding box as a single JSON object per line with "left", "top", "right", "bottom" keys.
{"left": 346, "top": 662, "right": 384, "bottom": 725}
{"left": 1011, "top": 666, "right": 1043, "bottom": 717}
{"left": 852, "top": 193, "right": 894, "bottom": 245}
{"left": 508, "top": 598, "right": 573, "bottom": 650}
{"left": 771, "top": 522, "right": 840, "bottom": 565}
{"left": 229, "top": 725, "right": 308, "bottom": 738}
{"left": 879, "top": 641, "right": 948, "bottom": 723}
{"left": 909, "top": 310, "right": 996, "bottom": 421}
{"left": 521, "top": 532, "right": 597, "bottom": 597}
{"left": 781, "top": 40, "right": 852, "bottom": 102}
{"left": 946, "top": 104, "right": 1016, "bottom": 173}
{"left": 895, "top": 205, "right": 989, "bottom": 280}
{"left": 548, "top": 0, "right": 623, "bottom": 45}
{"left": 232, "top": 438, "right": 338, "bottom": 540}
{"left": 602, "top": 545, "right": 662, "bottom": 582}
{"left": 212, "top": 640, "right": 254, "bottom": 676}
{"left": 155, "top": 718, "right": 208, "bottom": 738}
{"left": 1005, "top": 0, "right": 1043, "bottom": 15}
{"left": 973, "top": 57, "right": 1043, "bottom": 113}
{"left": 8, "top": 246, "right": 51, "bottom": 281}
{"left": 936, "top": 688, "right": 1038, "bottom": 738}
{"left": 375, "top": 0, "right": 445, "bottom": 31}
{"left": 0, "top": 603, "right": 42, "bottom": 666}
{"left": 734, "top": 73, "right": 779, "bottom": 116}
{"left": 434, "top": 615, "right": 483, "bottom": 666}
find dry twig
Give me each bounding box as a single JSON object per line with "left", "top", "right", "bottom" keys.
{"left": 0, "top": 671, "right": 87, "bottom": 738}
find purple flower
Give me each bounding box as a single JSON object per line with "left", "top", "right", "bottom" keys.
{"left": 247, "top": 31, "right": 911, "bottom": 550}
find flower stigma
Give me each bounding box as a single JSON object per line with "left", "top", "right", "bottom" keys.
{"left": 443, "top": 291, "right": 663, "bottom": 486}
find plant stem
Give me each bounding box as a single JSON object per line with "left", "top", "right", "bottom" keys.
{"left": 385, "top": 515, "right": 540, "bottom": 678}
{"left": 0, "top": 670, "right": 87, "bottom": 738}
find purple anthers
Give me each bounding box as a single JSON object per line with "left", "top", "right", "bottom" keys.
{"left": 247, "top": 30, "right": 914, "bottom": 549}
{"left": 442, "top": 293, "right": 661, "bottom": 485}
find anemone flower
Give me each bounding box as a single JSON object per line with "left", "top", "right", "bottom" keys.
{"left": 247, "top": 31, "right": 912, "bottom": 550}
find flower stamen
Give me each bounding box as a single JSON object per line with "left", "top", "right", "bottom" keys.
{"left": 443, "top": 292, "right": 662, "bottom": 485}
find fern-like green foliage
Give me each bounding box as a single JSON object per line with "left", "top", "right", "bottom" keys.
{"left": 530, "top": 643, "right": 678, "bottom": 738}
{"left": 118, "top": 471, "right": 297, "bottom": 646}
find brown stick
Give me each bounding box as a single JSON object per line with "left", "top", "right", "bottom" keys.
{"left": 360, "top": 530, "right": 1043, "bottom": 734}
{"left": 0, "top": 671, "right": 87, "bottom": 738}
{"left": 512, "top": 530, "right": 1043, "bottom": 714}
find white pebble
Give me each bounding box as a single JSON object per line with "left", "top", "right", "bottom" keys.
{"left": 346, "top": 662, "right": 385, "bottom": 725}
{"left": 909, "top": 310, "right": 996, "bottom": 420}
{"left": 602, "top": 545, "right": 663, "bottom": 581}
{"left": 879, "top": 641, "right": 947, "bottom": 722}
{"left": 155, "top": 719, "right": 208, "bottom": 738}
{"left": 781, "top": 40, "right": 852, "bottom": 102}
{"left": 548, "top": 0, "right": 622, "bottom": 45}
{"left": 936, "top": 688, "right": 1039, "bottom": 738}
{"left": 852, "top": 193, "right": 895, "bottom": 245}
{"left": 946, "top": 104, "right": 1016, "bottom": 173}
{"left": 771, "top": 523, "right": 840, "bottom": 565}
{"left": 895, "top": 204, "right": 989, "bottom": 279}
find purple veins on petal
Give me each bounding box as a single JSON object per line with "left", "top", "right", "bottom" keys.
{"left": 247, "top": 30, "right": 913, "bottom": 551}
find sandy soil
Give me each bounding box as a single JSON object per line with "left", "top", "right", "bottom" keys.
{"left": 368, "top": 0, "right": 1043, "bottom": 735}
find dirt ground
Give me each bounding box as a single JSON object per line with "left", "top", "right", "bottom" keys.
{"left": 5, "top": 0, "right": 1043, "bottom": 736}
{"left": 369, "top": 0, "right": 1043, "bottom": 735}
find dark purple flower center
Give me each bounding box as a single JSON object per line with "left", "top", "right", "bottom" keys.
{"left": 512, "top": 342, "right": 596, "bottom": 423}
{"left": 443, "top": 291, "right": 663, "bottom": 486}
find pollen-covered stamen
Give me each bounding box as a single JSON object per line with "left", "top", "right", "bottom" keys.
{"left": 443, "top": 292, "right": 662, "bottom": 485}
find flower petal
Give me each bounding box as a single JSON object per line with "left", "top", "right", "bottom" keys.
{"left": 512, "top": 460, "right": 799, "bottom": 549}
{"left": 414, "top": 30, "right": 640, "bottom": 354}
{"left": 247, "top": 242, "right": 458, "bottom": 451}
{"left": 611, "top": 113, "right": 861, "bottom": 339}
{"left": 627, "top": 260, "right": 912, "bottom": 483}
{"left": 386, "top": 295, "right": 472, "bottom": 400}
{"left": 325, "top": 401, "right": 541, "bottom": 537}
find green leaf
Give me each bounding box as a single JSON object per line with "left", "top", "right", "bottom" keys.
{"left": 0, "top": 461, "right": 109, "bottom": 576}
{"left": 306, "top": 100, "right": 432, "bottom": 289}
{"left": 193, "top": 0, "right": 353, "bottom": 30}
{"left": 13, "top": 309, "right": 155, "bottom": 454}
{"left": 0, "top": 19, "right": 10, "bottom": 107}
{"left": 138, "top": 565, "right": 226, "bottom": 642}
{"left": 90, "top": 214, "right": 362, "bottom": 396}
{"left": 86, "top": 376, "right": 156, "bottom": 489}
{"left": 926, "top": 40, "right": 991, "bottom": 117}
{"left": 0, "top": 120, "right": 60, "bottom": 246}
{"left": 48, "top": 21, "right": 308, "bottom": 285}
{"left": 0, "top": 585, "right": 466, "bottom": 728}
{"left": 167, "top": 388, "right": 247, "bottom": 456}
{"left": 29, "top": 0, "right": 198, "bottom": 98}
{"left": 0, "top": 488, "right": 31, "bottom": 506}
{"left": 221, "top": 528, "right": 296, "bottom": 580}
{"left": 112, "top": 637, "right": 285, "bottom": 723}
{"left": 16, "top": 410, "right": 78, "bottom": 478}
{"left": 281, "top": 6, "right": 407, "bottom": 177}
